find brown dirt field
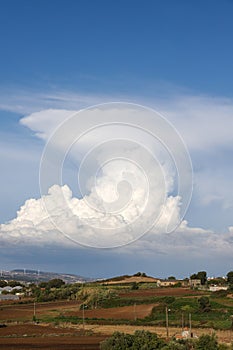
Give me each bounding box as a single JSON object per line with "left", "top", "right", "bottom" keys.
{"left": 0, "top": 323, "right": 76, "bottom": 337}
{"left": 119, "top": 287, "right": 205, "bottom": 298}
{"left": 0, "top": 323, "right": 233, "bottom": 349}
{"left": 0, "top": 338, "right": 105, "bottom": 350}
{"left": 0, "top": 288, "right": 203, "bottom": 323}
{"left": 0, "top": 290, "right": 204, "bottom": 323}
{"left": 1, "top": 294, "right": 232, "bottom": 348}
{"left": 0, "top": 300, "right": 81, "bottom": 322}
{"left": 0, "top": 324, "right": 107, "bottom": 349}
{"left": 0, "top": 300, "right": 156, "bottom": 322}
{"left": 64, "top": 303, "right": 157, "bottom": 320}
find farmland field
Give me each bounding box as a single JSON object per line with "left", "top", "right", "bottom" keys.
{"left": 118, "top": 287, "right": 206, "bottom": 298}
{"left": 0, "top": 323, "right": 106, "bottom": 349}
{"left": 1, "top": 287, "right": 233, "bottom": 348}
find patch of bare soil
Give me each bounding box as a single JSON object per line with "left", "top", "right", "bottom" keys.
{"left": 0, "top": 324, "right": 106, "bottom": 349}
{"left": 64, "top": 303, "right": 156, "bottom": 320}
{"left": 0, "top": 300, "right": 80, "bottom": 322}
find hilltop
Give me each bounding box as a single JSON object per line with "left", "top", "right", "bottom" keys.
{"left": 102, "top": 272, "right": 159, "bottom": 285}
{"left": 0, "top": 269, "right": 92, "bottom": 284}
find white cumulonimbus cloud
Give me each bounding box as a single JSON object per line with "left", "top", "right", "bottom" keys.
{"left": 0, "top": 181, "right": 178, "bottom": 246}
{"left": 2, "top": 104, "right": 189, "bottom": 248}
{"left": 1, "top": 98, "right": 233, "bottom": 254}
{"left": 1, "top": 181, "right": 233, "bottom": 256}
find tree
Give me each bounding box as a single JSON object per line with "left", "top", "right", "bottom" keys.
{"left": 134, "top": 272, "right": 147, "bottom": 277}
{"left": 100, "top": 331, "right": 134, "bottom": 350}
{"left": 0, "top": 280, "right": 7, "bottom": 287}
{"left": 190, "top": 271, "right": 207, "bottom": 285}
{"left": 227, "top": 271, "right": 233, "bottom": 285}
{"left": 132, "top": 330, "right": 165, "bottom": 349}
{"left": 196, "top": 334, "right": 218, "bottom": 350}
{"left": 100, "top": 331, "right": 165, "bottom": 350}
{"left": 8, "top": 280, "right": 22, "bottom": 287}
{"left": 196, "top": 271, "right": 207, "bottom": 285}
{"left": 38, "top": 282, "right": 48, "bottom": 288}
{"left": 198, "top": 296, "right": 211, "bottom": 312}
{"left": 168, "top": 276, "right": 176, "bottom": 280}
{"left": 100, "top": 331, "right": 229, "bottom": 350}
{"left": 207, "top": 277, "right": 225, "bottom": 286}
{"left": 162, "top": 341, "right": 186, "bottom": 350}
{"left": 47, "top": 278, "right": 65, "bottom": 289}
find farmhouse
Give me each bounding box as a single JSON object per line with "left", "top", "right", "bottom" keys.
{"left": 189, "top": 279, "right": 202, "bottom": 288}
{"left": 157, "top": 280, "right": 177, "bottom": 287}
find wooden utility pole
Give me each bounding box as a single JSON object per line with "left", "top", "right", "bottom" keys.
{"left": 33, "top": 301, "right": 36, "bottom": 320}
{"left": 189, "top": 313, "right": 192, "bottom": 337}
{"left": 166, "top": 307, "right": 169, "bottom": 338}
{"left": 82, "top": 304, "right": 85, "bottom": 330}
{"left": 134, "top": 303, "right": 137, "bottom": 321}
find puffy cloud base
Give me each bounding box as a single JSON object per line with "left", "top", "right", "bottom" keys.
{"left": 1, "top": 182, "right": 233, "bottom": 259}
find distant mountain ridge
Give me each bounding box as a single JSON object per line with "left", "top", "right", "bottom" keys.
{"left": 0, "top": 268, "right": 93, "bottom": 284}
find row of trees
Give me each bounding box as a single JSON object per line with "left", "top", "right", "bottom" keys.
{"left": 31, "top": 281, "right": 116, "bottom": 305}
{"left": 190, "top": 271, "right": 233, "bottom": 286}
{"left": 0, "top": 280, "right": 23, "bottom": 288}
{"left": 31, "top": 279, "right": 80, "bottom": 302}
{"left": 100, "top": 331, "right": 232, "bottom": 350}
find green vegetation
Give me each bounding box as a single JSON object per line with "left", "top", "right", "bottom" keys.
{"left": 190, "top": 271, "right": 207, "bottom": 285}
{"left": 31, "top": 281, "right": 81, "bottom": 302}
{"left": 133, "top": 272, "right": 147, "bottom": 277}
{"left": 227, "top": 272, "right": 233, "bottom": 285}
{"left": 0, "top": 280, "right": 8, "bottom": 287}
{"left": 198, "top": 296, "right": 211, "bottom": 312}
{"left": 227, "top": 272, "right": 233, "bottom": 291}
{"left": 0, "top": 280, "right": 23, "bottom": 288}
{"left": 131, "top": 282, "right": 139, "bottom": 290}
{"left": 100, "top": 331, "right": 233, "bottom": 350}
{"left": 39, "top": 278, "right": 65, "bottom": 289}
{"left": 144, "top": 295, "right": 233, "bottom": 330}
{"left": 33, "top": 291, "right": 233, "bottom": 331}
{"left": 4, "top": 278, "right": 230, "bottom": 330}
{"left": 100, "top": 331, "right": 165, "bottom": 350}
{"left": 78, "top": 286, "right": 117, "bottom": 309}
{"left": 2, "top": 272, "right": 233, "bottom": 332}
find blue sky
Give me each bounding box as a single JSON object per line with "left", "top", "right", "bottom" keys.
{"left": 0, "top": 0, "right": 233, "bottom": 278}
{"left": 1, "top": 0, "right": 233, "bottom": 95}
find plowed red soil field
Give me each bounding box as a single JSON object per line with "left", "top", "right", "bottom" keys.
{"left": 0, "top": 300, "right": 81, "bottom": 322}
{"left": 0, "top": 324, "right": 106, "bottom": 349}
{"left": 0, "top": 301, "right": 156, "bottom": 322}
{"left": 64, "top": 303, "right": 156, "bottom": 320}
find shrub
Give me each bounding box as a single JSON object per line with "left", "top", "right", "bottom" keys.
{"left": 198, "top": 297, "right": 211, "bottom": 312}
{"left": 196, "top": 334, "right": 218, "bottom": 350}
{"left": 100, "top": 330, "right": 165, "bottom": 349}
{"left": 100, "top": 331, "right": 134, "bottom": 350}
{"left": 131, "top": 282, "right": 139, "bottom": 290}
